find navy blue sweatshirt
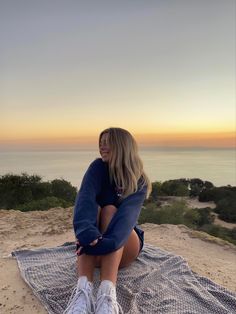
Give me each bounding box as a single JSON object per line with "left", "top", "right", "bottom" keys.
{"left": 73, "top": 158, "right": 147, "bottom": 255}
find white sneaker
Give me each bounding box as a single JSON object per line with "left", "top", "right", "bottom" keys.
{"left": 95, "top": 280, "right": 123, "bottom": 314}
{"left": 64, "top": 276, "right": 95, "bottom": 314}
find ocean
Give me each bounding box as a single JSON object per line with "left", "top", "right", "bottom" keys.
{"left": 0, "top": 148, "right": 235, "bottom": 188}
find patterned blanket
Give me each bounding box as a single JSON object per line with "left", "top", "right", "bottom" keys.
{"left": 12, "top": 243, "right": 236, "bottom": 313}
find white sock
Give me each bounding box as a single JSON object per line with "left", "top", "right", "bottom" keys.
{"left": 99, "top": 280, "right": 117, "bottom": 298}
{"left": 77, "top": 276, "right": 93, "bottom": 289}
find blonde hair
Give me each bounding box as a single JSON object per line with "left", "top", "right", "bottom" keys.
{"left": 99, "top": 127, "right": 152, "bottom": 199}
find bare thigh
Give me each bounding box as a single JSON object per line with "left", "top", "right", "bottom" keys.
{"left": 118, "top": 229, "right": 141, "bottom": 268}
{"left": 95, "top": 206, "right": 141, "bottom": 268}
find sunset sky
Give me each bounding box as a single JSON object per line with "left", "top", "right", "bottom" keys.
{"left": 1, "top": 1, "right": 235, "bottom": 150}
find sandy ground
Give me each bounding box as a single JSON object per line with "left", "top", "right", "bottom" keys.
{"left": 184, "top": 196, "right": 216, "bottom": 210}
{"left": 0, "top": 206, "right": 236, "bottom": 314}
{"left": 213, "top": 214, "right": 236, "bottom": 229}
{"left": 158, "top": 196, "right": 217, "bottom": 210}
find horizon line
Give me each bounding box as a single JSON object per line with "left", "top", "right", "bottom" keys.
{"left": 0, "top": 131, "right": 235, "bottom": 151}
{"left": 0, "top": 146, "right": 235, "bottom": 153}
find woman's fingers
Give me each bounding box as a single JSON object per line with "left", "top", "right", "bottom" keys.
{"left": 89, "top": 236, "right": 102, "bottom": 246}
{"left": 89, "top": 239, "right": 98, "bottom": 246}
{"left": 76, "top": 245, "right": 83, "bottom": 255}
{"left": 76, "top": 236, "right": 102, "bottom": 249}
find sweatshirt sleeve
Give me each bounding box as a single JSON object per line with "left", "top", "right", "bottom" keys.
{"left": 81, "top": 182, "right": 147, "bottom": 255}
{"left": 73, "top": 158, "right": 103, "bottom": 247}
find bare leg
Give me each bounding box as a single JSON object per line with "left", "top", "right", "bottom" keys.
{"left": 76, "top": 206, "right": 102, "bottom": 282}
{"left": 99, "top": 206, "right": 123, "bottom": 284}
{"left": 76, "top": 254, "right": 96, "bottom": 282}
{"left": 97, "top": 205, "right": 141, "bottom": 285}
{"left": 77, "top": 205, "right": 141, "bottom": 285}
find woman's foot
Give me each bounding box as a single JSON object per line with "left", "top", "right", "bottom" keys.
{"left": 95, "top": 280, "right": 123, "bottom": 314}
{"left": 64, "top": 276, "right": 95, "bottom": 314}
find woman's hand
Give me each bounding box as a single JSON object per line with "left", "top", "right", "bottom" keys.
{"left": 89, "top": 239, "right": 98, "bottom": 246}
{"left": 89, "top": 236, "right": 102, "bottom": 246}
{"left": 75, "top": 236, "right": 102, "bottom": 255}
{"left": 75, "top": 240, "right": 83, "bottom": 255}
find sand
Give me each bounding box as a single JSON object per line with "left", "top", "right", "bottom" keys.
{"left": 0, "top": 206, "right": 236, "bottom": 314}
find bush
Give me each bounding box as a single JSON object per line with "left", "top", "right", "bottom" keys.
{"left": 199, "top": 186, "right": 236, "bottom": 203}
{"left": 215, "top": 196, "right": 236, "bottom": 222}
{"left": 16, "top": 196, "right": 71, "bottom": 212}
{"left": 230, "top": 228, "right": 236, "bottom": 240}
{"left": 139, "top": 200, "right": 208, "bottom": 228}
{"left": 195, "top": 207, "right": 215, "bottom": 226}
{"left": 0, "top": 173, "right": 41, "bottom": 208}
{"left": 146, "top": 178, "right": 215, "bottom": 201}
{"left": 138, "top": 206, "right": 159, "bottom": 224}
{"left": 139, "top": 199, "right": 236, "bottom": 245}
{"left": 51, "top": 179, "right": 77, "bottom": 203}
{"left": 183, "top": 208, "right": 201, "bottom": 227}
{"left": 0, "top": 173, "right": 77, "bottom": 210}
{"left": 31, "top": 182, "right": 53, "bottom": 200}
{"left": 149, "top": 182, "right": 163, "bottom": 201}
{"left": 161, "top": 181, "right": 189, "bottom": 196}
{"left": 199, "top": 224, "right": 236, "bottom": 245}
{"left": 157, "top": 201, "right": 188, "bottom": 225}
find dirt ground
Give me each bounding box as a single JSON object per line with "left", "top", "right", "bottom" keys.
{"left": 0, "top": 206, "right": 235, "bottom": 313}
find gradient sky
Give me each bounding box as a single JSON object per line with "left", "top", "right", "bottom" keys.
{"left": 0, "top": 0, "right": 235, "bottom": 150}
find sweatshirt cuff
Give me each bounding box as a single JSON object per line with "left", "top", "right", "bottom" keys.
{"left": 75, "top": 227, "right": 102, "bottom": 247}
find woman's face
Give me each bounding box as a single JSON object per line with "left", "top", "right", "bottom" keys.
{"left": 99, "top": 132, "right": 111, "bottom": 162}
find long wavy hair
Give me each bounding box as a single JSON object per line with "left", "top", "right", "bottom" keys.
{"left": 99, "top": 127, "right": 152, "bottom": 199}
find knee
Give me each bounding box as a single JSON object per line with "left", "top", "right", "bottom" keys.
{"left": 101, "top": 205, "right": 117, "bottom": 218}
{"left": 99, "top": 205, "right": 117, "bottom": 232}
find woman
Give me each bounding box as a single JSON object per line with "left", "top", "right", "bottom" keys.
{"left": 64, "top": 127, "right": 152, "bottom": 314}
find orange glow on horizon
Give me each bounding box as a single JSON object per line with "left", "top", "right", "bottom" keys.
{"left": 0, "top": 131, "right": 235, "bottom": 150}
{"left": 134, "top": 132, "right": 236, "bottom": 148}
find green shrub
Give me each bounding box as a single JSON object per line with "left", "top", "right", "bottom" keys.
{"left": 230, "top": 228, "right": 236, "bottom": 240}
{"left": 51, "top": 179, "right": 77, "bottom": 203}
{"left": 198, "top": 187, "right": 236, "bottom": 223}
{"left": 0, "top": 173, "right": 41, "bottom": 208}
{"left": 157, "top": 201, "right": 187, "bottom": 224}
{"left": 161, "top": 181, "right": 189, "bottom": 196}
{"left": 215, "top": 196, "right": 236, "bottom": 222}
{"left": 139, "top": 200, "right": 201, "bottom": 227}
{"left": 31, "top": 182, "right": 53, "bottom": 200}
{"left": 149, "top": 181, "right": 163, "bottom": 201}
{"left": 16, "top": 196, "right": 71, "bottom": 212}
{"left": 195, "top": 207, "right": 215, "bottom": 226}
{"left": 198, "top": 224, "right": 236, "bottom": 245}
{"left": 145, "top": 178, "right": 215, "bottom": 201}
{"left": 139, "top": 200, "right": 236, "bottom": 246}
{"left": 138, "top": 206, "right": 159, "bottom": 224}
{"left": 199, "top": 186, "right": 236, "bottom": 203}
{"left": 0, "top": 173, "right": 77, "bottom": 210}
{"left": 183, "top": 208, "right": 201, "bottom": 227}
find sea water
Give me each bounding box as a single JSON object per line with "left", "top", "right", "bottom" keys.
{"left": 0, "top": 148, "right": 235, "bottom": 188}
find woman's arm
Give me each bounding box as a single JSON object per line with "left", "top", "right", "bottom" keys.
{"left": 79, "top": 183, "right": 147, "bottom": 255}
{"left": 73, "top": 158, "right": 104, "bottom": 246}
